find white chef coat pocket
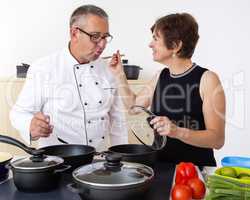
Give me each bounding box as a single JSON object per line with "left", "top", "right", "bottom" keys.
{"left": 100, "top": 87, "right": 115, "bottom": 110}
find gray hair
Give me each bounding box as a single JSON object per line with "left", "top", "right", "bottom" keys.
{"left": 70, "top": 5, "right": 108, "bottom": 27}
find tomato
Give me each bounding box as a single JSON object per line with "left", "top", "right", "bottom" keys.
{"left": 175, "top": 162, "right": 198, "bottom": 184}
{"left": 187, "top": 178, "right": 206, "bottom": 199}
{"left": 185, "top": 163, "right": 198, "bottom": 178}
{"left": 171, "top": 184, "right": 192, "bottom": 200}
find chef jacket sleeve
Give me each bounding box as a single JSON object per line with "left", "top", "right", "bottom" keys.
{"left": 108, "top": 89, "right": 128, "bottom": 145}
{"left": 9, "top": 63, "right": 46, "bottom": 145}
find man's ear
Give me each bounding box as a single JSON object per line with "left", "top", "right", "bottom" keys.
{"left": 70, "top": 27, "right": 78, "bottom": 41}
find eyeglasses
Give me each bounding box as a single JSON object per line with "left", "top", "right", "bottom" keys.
{"left": 76, "top": 27, "right": 113, "bottom": 43}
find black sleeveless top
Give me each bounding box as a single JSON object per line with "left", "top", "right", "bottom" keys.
{"left": 151, "top": 64, "right": 216, "bottom": 166}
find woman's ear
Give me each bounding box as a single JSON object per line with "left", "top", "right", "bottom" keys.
{"left": 173, "top": 40, "right": 183, "bottom": 54}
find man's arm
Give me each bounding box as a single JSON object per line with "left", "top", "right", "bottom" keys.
{"left": 9, "top": 64, "right": 52, "bottom": 145}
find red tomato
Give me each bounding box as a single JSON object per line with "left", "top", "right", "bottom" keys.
{"left": 184, "top": 162, "right": 198, "bottom": 178}
{"left": 171, "top": 184, "right": 192, "bottom": 200}
{"left": 175, "top": 172, "right": 189, "bottom": 184}
{"left": 175, "top": 162, "right": 198, "bottom": 184}
{"left": 187, "top": 178, "right": 206, "bottom": 199}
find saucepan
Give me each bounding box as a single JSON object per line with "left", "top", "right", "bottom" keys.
{"left": 0, "top": 151, "right": 12, "bottom": 182}
{"left": 68, "top": 153, "right": 154, "bottom": 200}
{"left": 0, "top": 135, "right": 70, "bottom": 192}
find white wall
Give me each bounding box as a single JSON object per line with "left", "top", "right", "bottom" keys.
{"left": 1, "top": 0, "right": 250, "bottom": 165}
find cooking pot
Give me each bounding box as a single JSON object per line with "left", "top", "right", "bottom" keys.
{"left": 0, "top": 135, "right": 70, "bottom": 192}
{"left": 0, "top": 152, "right": 12, "bottom": 182}
{"left": 123, "top": 65, "right": 143, "bottom": 80}
{"left": 68, "top": 153, "right": 154, "bottom": 200}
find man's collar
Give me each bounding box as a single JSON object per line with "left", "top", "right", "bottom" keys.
{"left": 63, "top": 44, "right": 80, "bottom": 66}
{"left": 63, "top": 42, "right": 102, "bottom": 68}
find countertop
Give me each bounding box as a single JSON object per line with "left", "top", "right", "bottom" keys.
{"left": 0, "top": 162, "right": 176, "bottom": 200}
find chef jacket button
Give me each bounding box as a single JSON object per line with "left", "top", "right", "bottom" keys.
{"left": 102, "top": 136, "right": 105, "bottom": 139}
{"left": 101, "top": 117, "right": 104, "bottom": 120}
{"left": 95, "top": 82, "right": 99, "bottom": 85}
{"left": 89, "top": 139, "right": 92, "bottom": 143}
{"left": 99, "top": 100, "right": 102, "bottom": 104}
{"left": 76, "top": 66, "right": 79, "bottom": 69}
{"left": 84, "top": 102, "right": 88, "bottom": 106}
{"left": 88, "top": 120, "right": 91, "bottom": 124}
{"left": 90, "top": 65, "right": 94, "bottom": 68}
{"left": 79, "top": 84, "right": 82, "bottom": 87}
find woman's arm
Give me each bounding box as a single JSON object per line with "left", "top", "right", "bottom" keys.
{"left": 150, "top": 70, "right": 226, "bottom": 149}
{"left": 109, "top": 51, "right": 160, "bottom": 113}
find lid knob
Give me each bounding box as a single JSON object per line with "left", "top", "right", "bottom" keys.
{"left": 104, "top": 153, "right": 123, "bottom": 171}
{"left": 122, "top": 59, "right": 128, "bottom": 64}
{"left": 30, "top": 154, "right": 47, "bottom": 162}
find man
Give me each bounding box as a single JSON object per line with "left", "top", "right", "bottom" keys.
{"left": 10, "top": 5, "right": 128, "bottom": 151}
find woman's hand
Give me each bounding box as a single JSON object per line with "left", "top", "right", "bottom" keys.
{"left": 150, "top": 116, "right": 179, "bottom": 138}
{"left": 108, "top": 50, "right": 124, "bottom": 77}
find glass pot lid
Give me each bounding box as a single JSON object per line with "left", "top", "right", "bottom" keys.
{"left": 129, "top": 105, "right": 167, "bottom": 151}
{"left": 73, "top": 154, "right": 154, "bottom": 189}
{"left": 11, "top": 155, "right": 64, "bottom": 170}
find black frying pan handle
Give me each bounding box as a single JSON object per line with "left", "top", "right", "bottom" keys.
{"left": 0, "top": 135, "right": 44, "bottom": 155}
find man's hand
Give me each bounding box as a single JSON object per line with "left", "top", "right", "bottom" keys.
{"left": 30, "top": 112, "right": 53, "bottom": 140}
{"left": 109, "top": 50, "right": 124, "bottom": 77}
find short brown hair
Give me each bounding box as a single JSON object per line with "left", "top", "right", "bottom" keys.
{"left": 151, "top": 13, "right": 199, "bottom": 59}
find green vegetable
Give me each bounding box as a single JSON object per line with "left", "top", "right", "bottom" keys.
{"left": 206, "top": 175, "right": 250, "bottom": 199}
{"left": 238, "top": 173, "right": 250, "bottom": 179}
{"left": 219, "top": 167, "right": 238, "bottom": 178}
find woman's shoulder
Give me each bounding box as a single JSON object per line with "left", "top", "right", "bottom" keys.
{"left": 200, "top": 68, "right": 223, "bottom": 98}
{"left": 201, "top": 69, "right": 221, "bottom": 84}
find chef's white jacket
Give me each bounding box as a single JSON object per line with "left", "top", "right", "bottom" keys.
{"left": 10, "top": 47, "right": 128, "bottom": 151}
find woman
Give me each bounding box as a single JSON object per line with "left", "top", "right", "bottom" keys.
{"left": 109, "top": 13, "right": 225, "bottom": 166}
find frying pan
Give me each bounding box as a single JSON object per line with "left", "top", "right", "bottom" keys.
{"left": 40, "top": 144, "right": 96, "bottom": 171}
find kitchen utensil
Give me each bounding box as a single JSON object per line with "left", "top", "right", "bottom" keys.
{"left": 129, "top": 105, "right": 167, "bottom": 151}
{"left": 221, "top": 156, "right": 250, "bottom": 168}
{"left": 102, "top": 54, "right": 125, "bottom": 59}
{"left": 123, "top": 65, "right": 142, "bottom": 80}
{"left": 68, "top": 153, "right": 154, "bottom": 200}
{"left": 0, "top": 135, "right": 70, "bottom": 192}
{"left": 0, "top": 152, "right": 12, "bottom": 182}
{"left": 40, "top": 144, "right": 96, "bottom": 171}
{"left": 108, "top": 144, "right": 157, "bottom": 167}
{"left": 57, "top": 137, "right": 68, "bottom": 144}
{"left": 122, "top": 59, "right": 142, "bottom": 80}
